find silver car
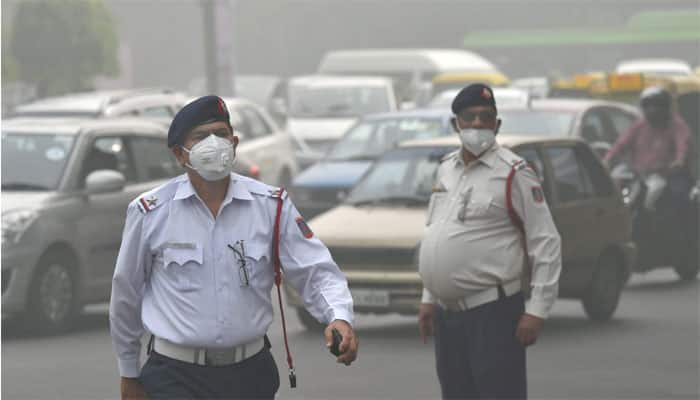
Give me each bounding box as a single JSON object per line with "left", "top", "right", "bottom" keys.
{"left": 2, "top": 117, "right": 181, "bottom": 332}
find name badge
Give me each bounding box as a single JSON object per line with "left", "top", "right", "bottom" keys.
{"left": 163, "top": 242, "right": 196, "bottom": 250}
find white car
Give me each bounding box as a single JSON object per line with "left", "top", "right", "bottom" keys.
{"left": 223, "top": 98, "right": 298, "bottom": 186}
{"left": 616, "top": 58, "right": 693, "bottom": 77}
{"left": 2, "top": 117, "right": 179, "bottom": 331}
{"left": 13, "top": 89, "right": 188, "bottom": 119}
{"left": 284, "top": 75, "right": 399, "bottom": 155}
{"left": 430, "top": 87, "right": 530, "bottom": 109}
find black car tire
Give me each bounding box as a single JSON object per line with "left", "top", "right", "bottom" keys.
{"left": 582, "top": 253, "right": 624, "bottom": 322}
{"left": 673, "top": 254, "right": 699, "bottom": 281}
{"left": 26, "top": 252, "right": 80, "bottom": 333}
{"left": 296, "top": 307, "right": 324, "bottom": 331}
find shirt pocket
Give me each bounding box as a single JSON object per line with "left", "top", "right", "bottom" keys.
{"left": 426, "top": 192, "right": 448, "bottom": 226}
{"left": 241, "top": 243, "right": 273, "bottom": 291}
{"left": 459, "top": 193, "right": 495, "bottom": 221}
{"left": 162, "top": 245, "right": 204, "bottom": 292}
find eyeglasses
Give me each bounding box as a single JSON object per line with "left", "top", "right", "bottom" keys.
{"left": 457, "top": 110, "right": 497, "bottom": 124}
{"left": 227, "top": 241, "right": 249, "bottom": 287}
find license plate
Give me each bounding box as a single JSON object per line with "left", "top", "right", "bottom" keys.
{"left": 351, "top": 289, "right": 390, "bottom": 307}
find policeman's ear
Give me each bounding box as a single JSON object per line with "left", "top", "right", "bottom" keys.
{"left": 450, "top": 116, "right": 459, "bottom": 133}
{"left": 172, "top": 145, "right": 187, "bottom": 167}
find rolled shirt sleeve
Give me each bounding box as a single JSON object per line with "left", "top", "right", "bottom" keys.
{"left": 278, "top": 199, "right": 354, "bottom": 326}
{"left": 109, "top": 203, "right": 151, "bottom": 378}
{"left": 511, "top": 166, "right": 562, "bottom": 319}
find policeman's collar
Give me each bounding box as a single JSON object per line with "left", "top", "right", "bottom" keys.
{"left": 455, "top": 143, "right": 498, "bottom": 169}
{"left": 174, "top": 175, "right": 254, "bottom": 202}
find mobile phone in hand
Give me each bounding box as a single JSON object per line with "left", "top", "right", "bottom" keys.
{"left": 330, "top": 328, "right": 343, "bottom": 357}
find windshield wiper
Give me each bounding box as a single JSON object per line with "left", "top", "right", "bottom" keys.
{"left": 1, "top": 182, "right": 51, "bottom": 191}
{"left": 348, "top": 195, "right": 428, "bottom": 207}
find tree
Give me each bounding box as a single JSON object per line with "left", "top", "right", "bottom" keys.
{"left": 10, "top": 0, "right": 119, "bottom": 97}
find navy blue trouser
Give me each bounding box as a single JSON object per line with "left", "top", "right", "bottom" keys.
{"left": 434, "top": 291, "right": 527, "bottom": 400}
{"left": 139, "top": 345, "right": 280, "bottom": 399}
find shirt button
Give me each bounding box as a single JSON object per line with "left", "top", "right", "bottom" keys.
{"left": 216, "top": 337, "right": 223, "bottom": 344}
{"left": 218, "top": 316, "right": 224, "bottom": 323}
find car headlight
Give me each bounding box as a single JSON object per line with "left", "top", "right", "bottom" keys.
{"left": 2, "top": 209, "right": 38, "bottom": 245}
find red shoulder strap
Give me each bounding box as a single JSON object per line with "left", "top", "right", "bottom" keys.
{"left": 506, "top": 163, "right": 532, "bottom": 287}
{"left": 272, "top": 188, "right": 297, "bottom": 388}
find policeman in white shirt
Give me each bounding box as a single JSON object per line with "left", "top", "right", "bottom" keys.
{"left": 110, "top": 95, "right": 358, "bottom": 400}
{"left": 417, "top": 84, "right": 561, "bottom": 400}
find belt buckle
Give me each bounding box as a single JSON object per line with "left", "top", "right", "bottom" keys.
{"left": 205, "top": 348, "right": 236, "bottom": 366}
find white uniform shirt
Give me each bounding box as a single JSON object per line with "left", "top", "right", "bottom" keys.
{"left": 419, "top": 144, "right": 561, "bottom": 318}
{"left": 110, "top": 173, "right": 353, "bottom": 378}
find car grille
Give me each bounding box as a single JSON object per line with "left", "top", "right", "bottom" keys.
{"left": 328, "top": 247, "right": 416, "bottom": 271}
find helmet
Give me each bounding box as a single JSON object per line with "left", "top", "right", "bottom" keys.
{"left": 640, "top": 86, "right": 672, "bottom": 109}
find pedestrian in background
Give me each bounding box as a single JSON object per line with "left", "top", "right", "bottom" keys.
{"left": 110, "top": 95, "right": 358, "bottom": 400}
{"left": 417, "top": 83, "right": 562, "bottom": 399}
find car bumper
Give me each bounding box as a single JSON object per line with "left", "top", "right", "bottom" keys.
{"left": 2, "top": 244, "right": 40, "bottom": 316}
{"left": 285, "top": 270, "right": 423, "bottom": 315}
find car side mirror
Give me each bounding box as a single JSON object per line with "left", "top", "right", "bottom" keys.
{"left": 85, "top": 170, "right": 126, "bottom": 194}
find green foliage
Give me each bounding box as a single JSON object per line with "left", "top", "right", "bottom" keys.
{"left": 10, "top": 0, "right": 119, "bottom": 97}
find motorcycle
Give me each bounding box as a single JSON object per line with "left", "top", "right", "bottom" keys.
{"left": 610, "top": 164, "right": 699, "bottom": 280}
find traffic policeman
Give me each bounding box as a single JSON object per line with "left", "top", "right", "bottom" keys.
{"left": 417, "top": 84, "right": 562, "bottom": 399}
{"left": 110, "top": 95, "right": 358, "bottom": 400}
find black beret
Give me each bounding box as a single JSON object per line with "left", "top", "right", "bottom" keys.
{"left": 451, "top": 83, "right": 497, "bottom": 115}
{"left": 167, "top": 95, "right": 231, "bottom": 147}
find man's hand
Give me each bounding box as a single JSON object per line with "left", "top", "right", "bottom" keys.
{"left": 120, "top": 377, "right": 148, "bottom": 400}
{"left": 418, "top": 303, "right": 435, "bottom": 344}
{"left": 324, "top": 319, "right": 358, "bottom": 366}
{"left": 515, "top": 313, "right": 544, "bottom": 347}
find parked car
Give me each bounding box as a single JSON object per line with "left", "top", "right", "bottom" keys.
{"left": 1, "top": 117, "right": 255, "bottom": 332}
{"left": 497, "top": 99, "right": 641, "bottom": 158}
{"left": 12, "top": 89, "right": 188, "bottom": 119}
{"left": 222, "top": 97, "right": 298, "bottom": 186}
{"left": 287, "top": 135, "right": 636, "bottom": 329}
{"left": 317, "top": 48, "right": 501, "bottom": 106}
{"left": 284, "top": 75, "right": 399, "bottom": 156}
{"left": 289, "top": 108, "right": 454, "bottom": 218}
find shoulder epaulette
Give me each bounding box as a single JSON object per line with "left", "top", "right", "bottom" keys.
{"left": 132, "top": 176, "right": 181, "bottom": 214}
{"left": 440, "top": 150, "right": 459, "bottom": 163}
{"left": 240, "top": 175, "right": 289, "bottom": 199}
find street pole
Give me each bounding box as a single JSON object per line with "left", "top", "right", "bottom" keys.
{"left": 201, "top": 0, "right": 218, "bottom": 94}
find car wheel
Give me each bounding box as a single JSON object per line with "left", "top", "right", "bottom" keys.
{"left": 296, "top": 307, "right": 324, "bottom": 331}
{"left": 582, "top": 253, "right": 624, "bottom": 322}
{"left": 26, "top": 252, "right": 80, "bottom": 333}
{"left": 673, "top": 250, "right": 699, "bottom": 281}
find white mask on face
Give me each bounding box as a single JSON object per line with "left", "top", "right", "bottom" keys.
{"left": 458, "top": 128, "right": 496, "bottom": 156}
{"left": 182, "top": 134, "right": 235, "bottom": 181}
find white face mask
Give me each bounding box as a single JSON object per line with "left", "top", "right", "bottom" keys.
{"left": 182, "top": 134, "right": 235, "bottom": 181}
{"left": 458, "top": 128, "right": 496, "bottom": 156}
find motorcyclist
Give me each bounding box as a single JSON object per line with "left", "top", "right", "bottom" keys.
{"left": 604, "top": 86, "right": 691, "bottom": 210}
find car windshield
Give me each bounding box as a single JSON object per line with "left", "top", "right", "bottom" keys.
{"left": 1, "top": 132, "right": 76, "bottom": 190}
{"left": 325, "top": 117, "right": 446, "bottom": 161}
{"left": 288, "top": 84, "right": 391, "bottom": 118}
{"left": 347, "top": 146, "right": 453, "bottom": 206}
{"left": 498, "top": 109, "right": 576, "bottom": 136}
